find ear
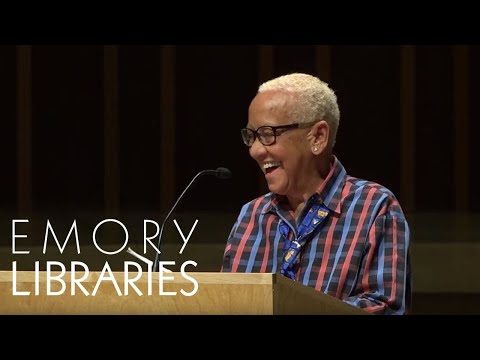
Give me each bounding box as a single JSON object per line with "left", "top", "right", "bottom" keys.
{"left": 308, "top": 120, "right": 329, "bottom": 155}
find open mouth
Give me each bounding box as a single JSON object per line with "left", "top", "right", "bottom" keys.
{"left": 263, "top": 161, "right": 281, "bottom": 175}
{"left": 266, "top": 166, "right": 279, "bottom": 174}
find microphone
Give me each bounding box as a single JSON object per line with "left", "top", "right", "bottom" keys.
{"left": 205, "top": 167, "right": 232, "bottom": 180}
{"left": 152, "top": 167, "right": 232, "bottom": 272}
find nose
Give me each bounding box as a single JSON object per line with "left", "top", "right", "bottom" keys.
{"left": 249, "top": 137, "right": 268, "bottom": 161}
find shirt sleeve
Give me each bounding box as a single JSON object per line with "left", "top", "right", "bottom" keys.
{"left": 342, "top": 202, "right": 411, "bottom": 315}
{"left": 220, "top": 217, "right": 240, "bottom": 272}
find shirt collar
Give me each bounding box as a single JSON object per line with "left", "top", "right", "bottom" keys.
{"left": 261, "top": 155, "right": 347, "bottom": 215}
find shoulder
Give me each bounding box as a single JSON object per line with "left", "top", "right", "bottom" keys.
{"left": 343, "top": 176, "right": 405, "bottom": 218}
{"left": 227, "top": 193, "right": 273, "bottom": 240}
{"left": 346, "top": 176, "right": 395, "bottom": 197}
{"left": 237, "top": 192, "right": 272, "bottom": 216}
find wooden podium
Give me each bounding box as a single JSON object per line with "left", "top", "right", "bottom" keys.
{"left": 0, "top": 271, "right": 367, "bottom": 315}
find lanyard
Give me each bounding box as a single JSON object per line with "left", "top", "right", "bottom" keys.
{"left": 279, "top": 202, "right": 330, "bottom": 280}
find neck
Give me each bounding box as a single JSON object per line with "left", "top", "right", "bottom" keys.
{"left": 286, "top": 156, "right": 331, "bottom": 217}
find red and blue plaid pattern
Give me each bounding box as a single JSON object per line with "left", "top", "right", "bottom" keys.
{"left": 222, "top": 156, "right": 411, "bottom": 315}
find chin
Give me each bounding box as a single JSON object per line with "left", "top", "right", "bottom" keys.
{"left": 267, "top": 183, "right": 287, "bottom": 195}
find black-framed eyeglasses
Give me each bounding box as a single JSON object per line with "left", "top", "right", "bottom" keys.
{"left": 240, "top": 121, "right": 317, "bottom": 147}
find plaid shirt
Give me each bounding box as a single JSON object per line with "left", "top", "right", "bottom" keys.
{"left": 222, "top": 156, "right": 411, "bottom": 315}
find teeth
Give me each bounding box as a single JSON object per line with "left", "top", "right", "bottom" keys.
{"left": 263, "top": 161, "right": 281, "bottom": 170}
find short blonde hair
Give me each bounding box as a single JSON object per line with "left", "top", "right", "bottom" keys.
{"left": 258, "top": 73, "right": 340, "bottom": 147}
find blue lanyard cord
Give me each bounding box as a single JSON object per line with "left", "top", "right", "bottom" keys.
{"left": 279, "top": 203, "right": 330, "bottom": 280}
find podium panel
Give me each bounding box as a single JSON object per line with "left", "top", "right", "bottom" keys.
{"left": 0, "top": 271, "right": 367, "bottom": 315}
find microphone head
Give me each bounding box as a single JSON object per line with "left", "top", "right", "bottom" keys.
{"left": 215, "top": 167, "right": 232, "bottom": 180}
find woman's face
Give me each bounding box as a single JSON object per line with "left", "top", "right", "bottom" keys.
{"left": 246, "top": 90, "right": 315, "bottom": 197}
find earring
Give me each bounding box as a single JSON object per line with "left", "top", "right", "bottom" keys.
{"left": 313, "top": 147, "right": 318, "bottom": 152}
